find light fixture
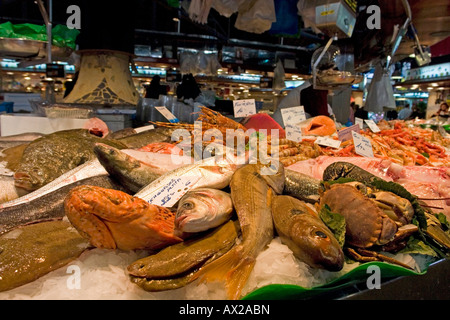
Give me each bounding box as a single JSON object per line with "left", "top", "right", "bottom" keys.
{"left": 431, "top": 83, "right": 438, "bottom": 87}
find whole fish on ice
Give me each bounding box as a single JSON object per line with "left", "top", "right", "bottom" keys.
{"left": 94, "top": 143, "right": 191, "bottom": 193}
{"left": 194, "top": 163, "right": 285, "bottom": 300}
{"left": 134, "top": 155, "right": 242, "bottom": 205}
{"left": 175, "top": 188, "right": 233, "bottom": 233}
{"left": 271, "top": 195, "right": 344, "bottom": 271}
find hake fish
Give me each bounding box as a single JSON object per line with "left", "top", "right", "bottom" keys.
{"left": 272, "top": 195, "right": 344, "bottom": 271}
{"left": 195, "top": 163, "right": 285, "bottom": 300}
{"left": 175, "top": 188, "right": 233, "bottom": 233}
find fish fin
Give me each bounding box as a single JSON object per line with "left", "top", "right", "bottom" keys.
{"left": 195, "top": 245, "right": 254, "bottom": 300}
{"left": 224, "top": 257, "right": 255, "bottom": 300}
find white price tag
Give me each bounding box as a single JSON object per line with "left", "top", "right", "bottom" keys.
{"left": 364, "top": 119, "right": 381, "bottom": 133}
{"left": 233, "top": 99, "right": 256, "bottom": 118}
{"left": 315, "top": 137, "right": 341, "bottom": 149}
{"left": 147, "top": 176, "right": 201, "bottom": 207}
{"left": 285, "top": 125, "right": 303, "bottom": 142}
{"left": 337, "top": 124, "right": 360, "bottom": 142}
{"left": 355, "top": 117, "right": 364, "bottom": 129}
{"left": 134, "top": 125, "right": 155, "bottom": 133}
{"left": 352, "top": 131, "right": 374, "bottom": 158}
{"left": 281, "top": 106, "right": 306, "bottom": 127}
{"left": 155, "top": 106, "right": 179, "bottom": 123}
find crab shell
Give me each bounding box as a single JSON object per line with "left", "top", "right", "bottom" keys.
{"left": 320, "top": 184, "right": 398, "bottom": 248}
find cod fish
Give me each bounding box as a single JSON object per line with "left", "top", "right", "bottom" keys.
{"left": 284, "top": 169, "right": 321, "bottom": 203}
{"left": 175, "top": 188, "right": 233, "bottom": 233}
{"left": 195, "top": 163, "right": 285, "bottom": 300}
{"left": 0, "top": 220, "right": 90, "bottom": 292}
{"left": 128, "top": 220, "right": 240, "bottom": 292}
{"left": 0, "top": 175, "right": 127, "bottom": 235}
{"left": 272, "top": 195, "right": 344, "bottom": 271}
{"left": 14, "top": 129, "right": 127, "bottom": 191}
{"left": 135, "top": 156, "right": 241, "bottom": 205}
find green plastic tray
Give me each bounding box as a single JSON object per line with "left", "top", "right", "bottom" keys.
{"left": 242, "top": 260, "right": 429, "bottom": 300}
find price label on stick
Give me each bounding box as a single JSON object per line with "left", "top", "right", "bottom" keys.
{"left": 355, "top": 117, "right": 364, "bottom": 130}
{"left": 337, "top": 124, "right": 360, "bottom": 141}
{"left": 352, "top": 131, "right": 374, "bottom": 158}
{"left": 285, "top": 125, "right": 303, "bottom": 142}
{"left": 364, "top": 119, "right": 381, "bottom": 133}
{"left": 281, "top": 106, "right": 306, "bottom": 127}
{"left": 315, "top": 137, "right": 341, "bottom": 149}
{"left": 233, "top": 99, "right": 256, "bottom": 118}
{"left": 155, "top": 106, "right": 179, "bottom": 123}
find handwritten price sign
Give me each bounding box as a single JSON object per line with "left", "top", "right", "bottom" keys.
{"left": 147, "top": 176, "right": 200, "bottom": 207}
{"left": 233, "top": 99, "right": 256, "bottom": 118}
{"left": 352, "top": 131, "right": 374, "bottom": 158}
{"left": 281, "top": 106, "right": 306, "bottom": 127}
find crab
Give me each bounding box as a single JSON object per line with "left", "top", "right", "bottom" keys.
{"left": 320, "top": 183, "right": 419, "bottom": 267}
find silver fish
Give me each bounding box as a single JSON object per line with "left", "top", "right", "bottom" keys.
{"left": 0, "top": 159, "right": 107, "bottom": 210}
{"left": 94, "top": 143, "right": 192, "bottom": 193}
{"left": 175, "top": 188, "right": 233, "bottom": 233}
{"left": 135, "top": 156, "right": 241, "bottom": 205}
{"left": 0, "top": 175, "right": 127, "bottom": 235}
{"left": 284, "top": 169, "right": 321, "bottom": 203}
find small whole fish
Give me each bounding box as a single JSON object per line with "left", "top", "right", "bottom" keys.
{"left": 194, "top": 163, "right": 285, "bottom": 300}
{"left": 175, "top": 188, "right": 233, "bottom": 233}
{"left": 128, "top": 220, "right": 240, "bottom": 292}
{"left": 134, "top": 156, "right": 241, "bottom": 205}
{"left": 284, "top": 169, "right": 321, "bottom": 203}
{"left": 94, "top": 143, "right": 175, "bottom": 193}
{"left": 64, "top": 185, "right": 183, "bottom": 251}
{"left": 14, "top": 129, "right": 127, "bottom": 191}
{"left": 0, "top": 175, "right": 127, "bottom": 235}
{"left": 0, "top": 220, "right": 90, "bottom": 292}
{"left": 272, "top": 195, "right": 344, "bottom": 271}
{"left": 117, "top": 127, "right": 174, "bottom": 149}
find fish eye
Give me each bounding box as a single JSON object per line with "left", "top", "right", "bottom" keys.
{"left": 315, "top": 231, "right": 328, "bottom": 238}
{"left": 182, "top": 202, "right": 194, "bottom": 209}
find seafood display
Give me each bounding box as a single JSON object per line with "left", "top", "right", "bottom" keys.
{"left": 271, "top": 195, "right": 344, "bottom": 271}
{"left": 301, "top": 116, "right": 337, "bottom": 136}
{"left": 128, "top": 220, "right": 240, "bottom": 291}
{"left": 0, "top": 220, "right": 90, "bottom": 292}
{"left": 195, "top": 163, "right": 285, "bottom": 300}
{"left": 0, "top": 175, "right": 126, "bottom": 235}
{"left": 175, "top": 188, "right": 233, "bottom": 233}
{"left": 0, "top": 111, "right": 449, "bottom": 300}
{"left": 64, "top": 185, "right": 183, "bottom": 250}
{"left": 14, "top": 129, "right": 127, "bottom": 191}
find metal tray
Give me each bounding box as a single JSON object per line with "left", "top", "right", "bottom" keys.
{"left": 0, "top": 37, "right": 72, "bottom": 60}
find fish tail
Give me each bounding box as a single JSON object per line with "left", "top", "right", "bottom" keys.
{"left": 195, "top": 245, "right": 255, "bottom": 300}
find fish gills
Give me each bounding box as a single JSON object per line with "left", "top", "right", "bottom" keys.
{"left": 272, "top": 195, "right": 344, "bottom": 271}
{"left": 195, "top": 163, "right": 285, "bottom": 300}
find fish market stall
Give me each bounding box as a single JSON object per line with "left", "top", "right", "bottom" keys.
{"left": 0, "top": 106, "right": 449, "bottom": 300}
{"left": 1, "top": 0, "right": 450, "bottom": 302}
